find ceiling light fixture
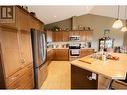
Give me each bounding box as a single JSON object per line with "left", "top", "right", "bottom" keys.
{"left": 112, "top": 6, "right": 123, "bottom": 29}
{"left": 121, "top": 6, "right": 127, "bottom": 32}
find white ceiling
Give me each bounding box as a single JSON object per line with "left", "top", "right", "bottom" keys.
{"left": 28, "top": 6, "right": 127, "bottom": 24}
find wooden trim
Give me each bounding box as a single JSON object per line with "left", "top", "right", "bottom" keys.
{"left": 0, "top": 24, "right": 18, "bottom": 31}
{"left": 19, "top": 29, "right": 30, "bottom": 32}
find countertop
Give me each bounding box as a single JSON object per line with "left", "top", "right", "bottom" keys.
{"left": 47, "top": 48, "right": 69, "bottom": 52}
{"left": 47, "top": 48, "right": 94, "bottom": 52}
{"left": 70, "top": 53, "right": 127, "bottom": 80}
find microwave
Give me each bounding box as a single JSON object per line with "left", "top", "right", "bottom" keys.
{"left": 69, "top": 36, "right": 80, "bottom": 41}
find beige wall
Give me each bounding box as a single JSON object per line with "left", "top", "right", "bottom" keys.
{"left": 76, "top": 14, "right": 124, "bottom": 50}
{"left": 45, "top": 14, "right": 125, "bottom": 51}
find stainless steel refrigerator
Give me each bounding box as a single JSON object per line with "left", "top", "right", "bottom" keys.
{"left": 31, "top": 29, "right": 47, "bottom": 89}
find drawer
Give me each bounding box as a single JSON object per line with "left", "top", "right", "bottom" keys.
{"left": 6, "top": 63, "right": 34, "bottom": 89}
{"left": 7, "top": 67, "right": 34, "bottom": 89}
{"left": 6, "top": 68, "right": 23, "bottom": 87}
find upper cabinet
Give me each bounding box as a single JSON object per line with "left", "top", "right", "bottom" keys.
{"left": 29, "top": 16, "right": 43, "bottom": 31}
{"left": 17, "top": 8, "right": 30, "bottom": 31}
{"left": 50, "top": 30, "right": 93, "bottom": 42}
{"left": 62, "top": 31, "right": 69, "bottom": 42}
{"left": 80, "top": 31, "right": 87, "bottom": 41}
{"left": 0, "top": 6, "right": 44, "bottom": 31}
{"left": 46, "top": 31, "right": 53, "bottom": 42}
{"left": 69, "top": 30, "right": 80, "bottom": 36}
{"left": 53, "top": 31, "right": 63, "bottom": 42}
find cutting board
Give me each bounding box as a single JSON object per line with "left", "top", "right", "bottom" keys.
{"left": 79, "top": 57, "right": 97, "bottom": 64}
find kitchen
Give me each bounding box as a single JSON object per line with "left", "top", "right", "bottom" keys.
{"left": 0, "top": 5, "right": 127, "bottom": 90}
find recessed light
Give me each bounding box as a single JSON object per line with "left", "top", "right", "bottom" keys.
{"left": 54, "top": 16, "right": 57, "bottom": 17}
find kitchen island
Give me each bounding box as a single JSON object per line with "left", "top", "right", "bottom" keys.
{"left": 70, "top": 53, "right": 127, "bottom": 89}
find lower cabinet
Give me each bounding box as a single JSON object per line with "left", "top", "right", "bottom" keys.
{"left": 71, "top": 65, "right": 98, "bottom": 89}
{"left": 6, "top": 63, "right": 34, "bottom": 89}
{"left": 53, "top": 49, "right": 69, "bottom": 61}
{"left": 80, "top": 49, "right": 94, "bottom": 58}
{"left": 47, "top": 49, "right": 54, "bottom": 65}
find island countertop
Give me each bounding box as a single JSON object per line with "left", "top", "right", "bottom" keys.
{"left": 70, "top": 53, "right": 127, "bottom": 80}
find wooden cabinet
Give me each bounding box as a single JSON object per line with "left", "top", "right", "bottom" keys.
{"left": 0, "top": 27, "right": 34, "bottom": 89}
{"left": 71, "top": 64, "right": 98, "bottom": 89}
{"left": 80, "top": 49, "right": 94, "bottom": 58}
{"left": 47, "top": 49, "right": 54, "bottom": 65}
{"left": 80, "top": 31, "right": 87, "bottom": 41}
{"left": 0, "top": 6, "right": 44, "bottom": 89}
{"left": 51, "top": 30, "right": 93, "bottom": 42}
{"left": 86, "top": 31, "right": 93, "bottom": 41}
{"left": 17, "top": 8, "right": 29, "bottom": 31}
{"left": 29, "top": 17, "right": 43, "bottom": 31}
{"left": 19, "top": 30, "right": 33, "bottom": 66}
{"left": 0, "top": 28, "right": 21, "bottom": 78}
{"left": 46, "top": 31, "right": 53, "bottom": 42}
{"left": 69, "top": 30, "right": 80, "bottom": 36}
{"left": 53, "top": 49, "right": 69, "bottom": 61}
{"left": 52, "top": 31, "right": 69, "bottom": 42}
{"left": 53, "top": 32, "right": 63, "bottom": 42}
{"left": 62, "top": 31, "right": 69, "bottom": 42}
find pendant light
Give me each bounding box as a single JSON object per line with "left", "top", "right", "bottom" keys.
{"left": 121, "top": 6, "right": 127, "bottom": 32}
{"left": 112, "top": 6, "right": 123, "bottom": 29}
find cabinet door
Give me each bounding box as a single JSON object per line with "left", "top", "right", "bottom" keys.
{"left": 54, "top": 49, "right": 69, "bottom": 61}
{"left": 17, "top": 9, "right": 29, "bottom": 31}
{"left": 86, "top": 31, "right": 93, "bottom": 42}
{"left": 80, "top": 49, "right": 94, "bottom": 58}
{"left": 29, "top": 17, "right": 42, "bottom": 30}
{"left": 62, "top": 31, "right": 69, "bottom": 42}
{"left": 69, "top": 31, "right": 79, "bottom": 36}
{"left": 46, "top": 31, "right": 53, "bottom": 42}
{"left": 0, "top": 28, "right": 21, "bottom": 78}
{"left": 53, "top": 32, "right": 63, "bottom": 42}
{"left": 80, "top": 31, "right": 87, "bottom": 41}
{"left": 71, "top": 65, "right": 98, "bottom": 89}
{"left": 7, "top": 64, "right": 34, "bottom": 89}
{"left": 19, "top": 30, "right": 33, "bottom": 66}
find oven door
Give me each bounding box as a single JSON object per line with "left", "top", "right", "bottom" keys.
{"left": 70, "top": 49, "right": 80, "bottom": 56}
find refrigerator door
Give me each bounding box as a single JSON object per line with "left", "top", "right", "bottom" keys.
{"left": 31, "top": 29, "right": 47, "bottom": 68}
{"left": 38, "top": 32, "right": 46, "bottom": 67}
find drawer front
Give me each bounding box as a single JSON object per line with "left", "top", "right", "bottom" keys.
{"left": 6, "top": 68, "right": 24, "bottom": 87}
{"left": 6, "top": 64, "right": 34, "bottom": 89}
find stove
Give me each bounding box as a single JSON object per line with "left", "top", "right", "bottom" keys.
{"left": 69, "top": 43, "right": 81, "bottom": 61}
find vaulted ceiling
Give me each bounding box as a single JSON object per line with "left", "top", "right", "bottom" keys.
{"left": 28, "top": 6, "right": 127, "bottom": 24}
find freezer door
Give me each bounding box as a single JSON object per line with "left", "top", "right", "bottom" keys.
{"left": 35, "top": 63, "right": 48, "bottom": 88}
